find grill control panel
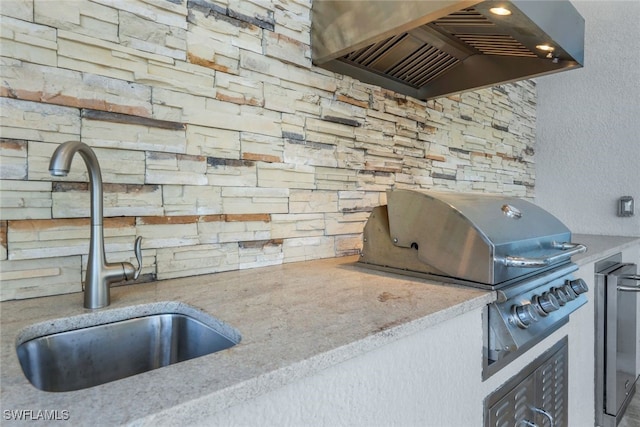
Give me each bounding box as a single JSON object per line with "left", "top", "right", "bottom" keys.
{"left": 511, "top": 278, "right": 588, "bottom": 329}
{"left": 485, "top": 263, "right": 588, "bottom": 378}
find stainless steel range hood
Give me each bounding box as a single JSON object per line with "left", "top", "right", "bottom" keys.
{"left": 311, "top": 1, "right": 585, "bottom": 100}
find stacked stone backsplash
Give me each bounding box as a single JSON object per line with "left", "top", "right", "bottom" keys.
{"left": 0, "top": 0, "right": 536, "bottom": 301}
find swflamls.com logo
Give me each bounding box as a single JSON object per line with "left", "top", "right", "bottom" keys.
{"left": 3, "top": 409, "right": 70, "bottom": 421}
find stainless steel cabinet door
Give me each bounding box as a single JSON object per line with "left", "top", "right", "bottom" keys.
{"left": 605, "top": 263, "right": 638, "bottom": 416}
{"left": 486, "top": 338, "right": 568, "bottom": 427}
{"left": 487, "top": 375, "right": 537, "bottom": 427}
{"left": 534, "top": 345, "right": 568, "bottom": 427}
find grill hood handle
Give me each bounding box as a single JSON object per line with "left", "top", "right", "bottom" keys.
{"left": 497, "top": 242, "right": 587, "bottom": 268}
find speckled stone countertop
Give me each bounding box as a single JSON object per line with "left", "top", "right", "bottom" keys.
{"left": 2, "top": 235, "right": 638, "bottom": 425}
{"left": 0, "top": 256, "right": 494, "bottom": 426}
{"left": 572, "top": 234, "right": 640, "bottom": 266}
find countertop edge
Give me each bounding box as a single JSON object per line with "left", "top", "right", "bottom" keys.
{"left": 136, "top": 291, "right": 495, "bottom": 424}
{"left": 572, "top": 234, "right": 640, "bottom": 266}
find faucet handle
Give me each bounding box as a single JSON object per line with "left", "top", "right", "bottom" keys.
{"left": 133, "top": 236, "right": 143, "bottom": 280}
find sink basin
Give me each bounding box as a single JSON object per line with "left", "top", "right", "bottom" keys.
{"left": 16, "top": 308, "right": 240, "bottom": 392}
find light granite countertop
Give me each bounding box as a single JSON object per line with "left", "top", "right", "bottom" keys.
{"left": 1, "top": 256, "right": 494, "bottom": 426}
{"left": 572, "top": 233, "right": 640, "bottom": 266}
{"left": 1, "top": 235, "right": 638, "bottom": 425}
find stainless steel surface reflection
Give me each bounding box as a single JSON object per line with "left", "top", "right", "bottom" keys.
{"left": 17, "top": 313, "right": 238, "bottom": 392}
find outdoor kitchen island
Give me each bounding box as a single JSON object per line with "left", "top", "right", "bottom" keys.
{"left": 1, "top": 235, "right": 638, "bottom": 426}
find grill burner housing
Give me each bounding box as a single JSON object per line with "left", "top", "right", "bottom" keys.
{"left": 359, "top": 190, "right": 588, "bottom": 376}
{"left": 360, "top": 190, "right": 586, "bottom": 287}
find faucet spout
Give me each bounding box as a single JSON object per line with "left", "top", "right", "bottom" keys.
{"left": 49, "top": 141, "right": 142, "bottom": 309}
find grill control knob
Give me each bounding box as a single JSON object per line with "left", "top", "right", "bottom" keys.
{"left": 511, "top": 303, "right": 539, "bottom": 329}
{"left": 562, "top": 284, "right": 577, "bottom": 301}
{"left": 551, "top": 287, "right": 568, "bottom": 306}
{"left": 568, "top": 278, "right": 589, "bottom": 295}
{"left": 532, "top": 292, "right": 560, "bottom": 316}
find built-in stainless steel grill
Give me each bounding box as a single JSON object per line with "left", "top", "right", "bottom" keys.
{"left": 359, "top": 190, "right": 589, "bottom": 376}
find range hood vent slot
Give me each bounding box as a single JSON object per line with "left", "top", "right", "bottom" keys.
{"left": 342, "top": 34, "right": 460, "bottom": 89}
{"left": 312, "top": 1, "right": 585, "bottom": 100}
{"left": 454, "top": 34, "right": 537, "bottom": 57}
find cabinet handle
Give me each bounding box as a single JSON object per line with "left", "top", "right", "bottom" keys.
{"left": 618, "top": 285, "right": 640, "bottom": 292}
{"left": 533, "top": 407, "right": 555, "bottom": 427}
{"left": 621, "top": 275, "right": 640, "bottom": 281}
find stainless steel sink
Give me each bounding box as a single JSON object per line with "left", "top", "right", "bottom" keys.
{"left": 17, "top": 310, "right": 239, "bottom": 392}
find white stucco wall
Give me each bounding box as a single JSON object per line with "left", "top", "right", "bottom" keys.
{"left": 535, "top": 0, "right": 640, "bottom": 237}
{"left": 204, "top": 304, "right": 597, "bottom": 427}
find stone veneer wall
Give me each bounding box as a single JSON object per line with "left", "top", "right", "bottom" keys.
{"left": 0, "top": 0, "right": 536, "bottom": 301}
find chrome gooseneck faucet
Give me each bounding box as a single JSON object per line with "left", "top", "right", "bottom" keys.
{"left": 49, "top": 141, "right": 142, "bottom": 309}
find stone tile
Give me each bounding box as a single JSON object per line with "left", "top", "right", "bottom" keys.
{"left": 52, "top": 182, "right": 163, "bottom": 218}
{"left": 28, "top": 141, "right": 146, "bottom": 184}
{"left": 284, "top": 139, "right": 337, "bottom": 168}
{"left": 198, "top": 216, "right": 271, "bottom": 244}
{"left": 263, "top": 30, "right": 310, "bottom": 68}
{"left": 34, "top": 0, "right": 119, "bottom": 43}
{"left": 282, "top": 235, "right": 335, "bottom": 263}
{"left": 241, "top": 132, "right": 283, "bottom": 163}
{"left": 186, "top": 125, "right": 240, "bottom": 158}
{"left": 216, "top": 73, "right": 264, "bottom": 106}
{"left": 0, "top": 139, "right": 27, "bottom": 180}
{"left": 241, "top": 50, "right": 337, "bottom": 93}
{"left": 151, "top": 87, "right": 206, "bottom": 123}
{"left": 263, "top": 83, "right": 302, "bottom": 114}
{"left": 335, "top": 233, "right": 362, "bottom": 256}
{"left": 315, "top": 167, "right": 358, "bottom": 191}
{"left": 0, "top": 98, "right": 80, "bottom": 143}
{"left": 325, "top": 212, "right": 370, "bottom": 235}
{"left": 289, "top": 190, "right": 338, "bottom": 214}
{"left": 135, "top": 216, "right": 200, "bottom": 251}
{"left": 0, "top": 256, "right": 82, "bottom": 301}
{"left": 221, "top": 187, "right": 289, "bottom": 214}
{"left": 0, "top": 58, "right": 152, "bottom": 117}
{"left": 272, "top": 5, "right": 310, "bottom": 45}
{"left": 306, "top": 117, "right": 355, "bottom": 139}
{"left": 0, "top": 221, "right": 7, "bottom": 260}
{"left": 257, "top": 163, "right": 315, "bottom": 190}
{"left": 239, "top": 239, "right": 283, "bottom": 269}
{"left": 270, "top": 213, "right": 325, "bottom": 239}
{"left": 206, "top": 158, "right": 257, "bottom": 187}
{"left": 57, "top": 30, "right": 173, "bottom": 82}
{"left": 94, "top": 0, "right": 188, "bottom": 29}
{"left": 145, "top": 152, "right": 208, "bottom": 186}
{"left": 1, "top": 0, "right": 32, "bottom": 20}
{"left": 0, "top": 15, "right": 57, "bottom": 66}
{"left": 152, "top": 88, "right": 281, "bottom": 137}
{"left": 141, "top": 59, "right": 216, "bottom": 97}
{"left": 155, "top": 243, "right": 239, "bottom": 280}
{"left": 186, "top": 8, "right": 245, "bottom": 74}
{"left": 7, "top": 217, "right": 136, "bottom": 260}
{"left": 162, "top": 185, "right": 222, "bottom": 216}
{"left": 119, "top": 10, "right": 187, "bottom": 60}
{"left": 0, "top": 219, "right": 8, "bottom": 260}
{"left": 338, "top": 191, "right": 384, "bottom": 213}
{"left": 0, "top": 180, "right": 52, "bottom": 220}
{"left": 82, "top": 117, "right": 186, "bottom": 154}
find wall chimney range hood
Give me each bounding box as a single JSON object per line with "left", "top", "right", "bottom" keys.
{"left": 311, "top": 1, "right": 585, "bottom": 100}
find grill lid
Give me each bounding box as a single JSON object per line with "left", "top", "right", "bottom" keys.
{"left": 359, "top": 190, "right": 587, "bottom": 286}
{"left": 312, "top": 0, "right": 585, "bottom": 100}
